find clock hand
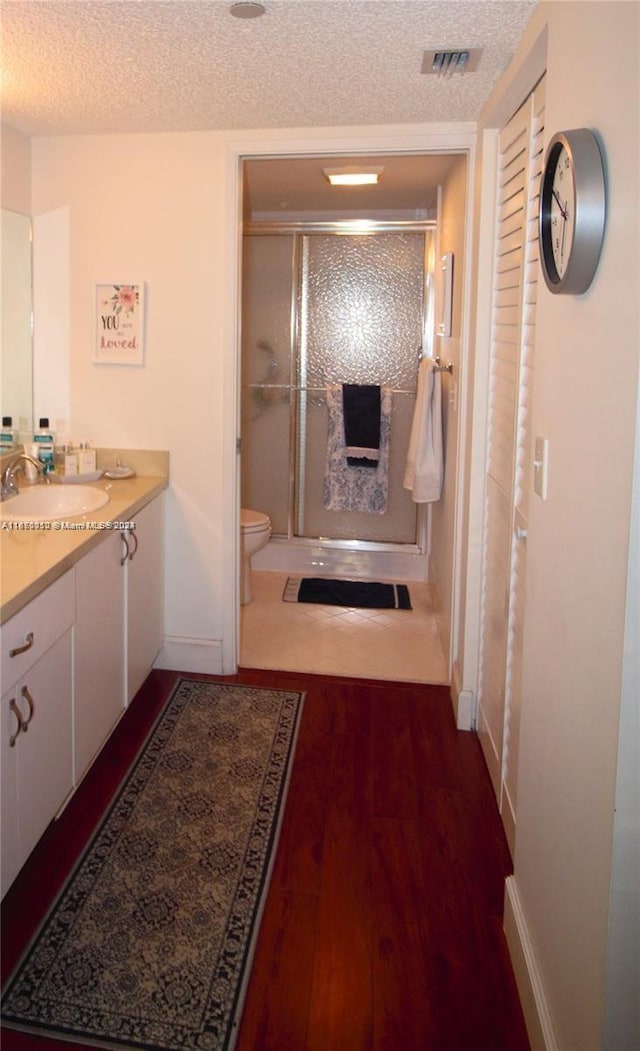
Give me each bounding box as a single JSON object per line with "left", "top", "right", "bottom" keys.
{"left": 552, "top": 188, "right": 568, "bottom": 221}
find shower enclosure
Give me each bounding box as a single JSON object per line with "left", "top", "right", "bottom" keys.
{"left": 241, "top": 223, "right": 436, "bottom": 565}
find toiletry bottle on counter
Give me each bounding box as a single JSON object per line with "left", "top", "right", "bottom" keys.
{"left": 78, "top": 442, "right": 97, "bottom": 474}
{"left": 34, "top": 418, "right": 55, "bottom": 473}
{"left": 55, "top": 442, "right": 78, "bottom": 477}
{"left": 1, "top": 417, "right": 18, "bottom": 453}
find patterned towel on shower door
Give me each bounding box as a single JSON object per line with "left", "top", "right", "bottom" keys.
{"left": 322, "top": 383, "right": 392, "bottom": 513}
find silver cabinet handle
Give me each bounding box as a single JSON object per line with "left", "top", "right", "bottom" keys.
{"left": 9, "top": 697, "right": 24, "bottom": 747}
{"left": 515, "top": 526, "right": 528, "bottom": 541}
{"left": 20, "top": 685, "right": 35, "bottom": 731}
{"left": 7, "top": 687, "right": 36, "bottom": 746}
{"left": 120, "top": 531, "right": 131, "bottom": 566}
{"left": 9, "top": 631, "right": 34, "bottom": 658}
{"left": 128, "top": 530, "right": 139, "bottom": 561}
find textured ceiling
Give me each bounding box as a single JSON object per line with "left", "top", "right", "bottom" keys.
{"left": 1, "top": 0, "right": 538, "bottom": 138}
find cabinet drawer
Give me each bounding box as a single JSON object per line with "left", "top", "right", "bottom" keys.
{"left": 1, "top": 571, "right": 75, "bottom": 694}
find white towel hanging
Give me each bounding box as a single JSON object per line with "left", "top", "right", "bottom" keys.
{"left": 403, "top": 357, "right": 443, "bottom": 503}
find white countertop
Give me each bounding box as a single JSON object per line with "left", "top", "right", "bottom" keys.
{"left": 1, "top": 474, "right": 168, "bottom": 624}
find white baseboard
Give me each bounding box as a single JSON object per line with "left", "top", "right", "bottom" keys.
{"left": 428, "top": 552, "right": 451, "bottom": 677}
{"left": 451, "top": 660, "right": 474, "bottom": 730}
{"left": 476, "top": 703, "right": 501, "bottom": 800}
{"left": 453, "top": 688, "right": 474, "bottom": 730}
{"left": 501, "top": 782, "right": 517, "bottom": 859}
{"left": 154, "top": 637, "right": 224, "bottom": 675}
{"left": 504, "top": 876, "right": 559, "bottom": 1051}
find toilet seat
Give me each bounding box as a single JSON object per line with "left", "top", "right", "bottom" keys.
{"left": 241, "top": 509, "right": 270, "bottom": 533}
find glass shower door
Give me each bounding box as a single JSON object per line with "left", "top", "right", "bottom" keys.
{"left": 297, "top": 231, "right": 426, "bottom": 544}
{"left": 240, "top": 234, "right": 294, "bottom": 536}
{"left": 241, "top": 228, "right": 432, "bottom": 545}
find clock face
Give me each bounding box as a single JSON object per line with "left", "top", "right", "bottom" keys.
{"left": 549, "top": 145, "right": 575, "bottom": 280}
{"left": 539, "top": 129, "right": 606, "bottom": 295}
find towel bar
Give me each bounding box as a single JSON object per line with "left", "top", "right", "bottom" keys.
{"left": 433, "top": 356, "right": 454, "bottom": 374}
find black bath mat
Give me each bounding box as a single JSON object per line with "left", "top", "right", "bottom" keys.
{"left": 283, "top": 576, "right": 412, "bottom": 610}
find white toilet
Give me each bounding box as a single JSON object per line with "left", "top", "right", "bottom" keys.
{"left": 240, "top": 509, "right": 272, "bottom": 604}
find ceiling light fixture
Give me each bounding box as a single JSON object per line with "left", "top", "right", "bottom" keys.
{"left": 230, "top": 2, "right": 265, "bottom": 18}
{"left": 323, "top": 166, "right": 384, "bottom": 187}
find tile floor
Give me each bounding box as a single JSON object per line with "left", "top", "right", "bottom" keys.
{"left": 240, "top": 570, "right": 449, "bottom": 683}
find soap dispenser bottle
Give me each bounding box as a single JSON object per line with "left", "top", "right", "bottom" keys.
{"left": 34, "top": 418, "right": 55, "bottom": 473}
{"left": 55, "top": 440, "right": 78, "bottom": 477}
{"left": 78, "top": 441, "right": 97, "bottom": 474}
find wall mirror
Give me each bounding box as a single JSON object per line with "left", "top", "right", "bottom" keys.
{"left": 1, "top": 209, "right": 33, "bottom": 438}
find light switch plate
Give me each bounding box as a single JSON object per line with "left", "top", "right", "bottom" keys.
{"left": 533, "top": 436, "right": 549, "bottom": 499}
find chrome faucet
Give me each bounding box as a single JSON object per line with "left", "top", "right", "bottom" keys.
{"left": 0, "top": 453, "right": 46, "bottom": 501}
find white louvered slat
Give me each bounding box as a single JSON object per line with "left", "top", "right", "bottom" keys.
{"left": 495, "top": 270, "right": 521, "bottom": 293}
{"left": 499, "top": 227, "right": 527, "bottom": 259}
{"left": 498, "top": 187, "right": 526, "bottom": 224}
{"left": 498, "top": 149, "right": 527, "bottom": 188}
{"left": 495, "top": 248, "right": 524, "bottom": 275}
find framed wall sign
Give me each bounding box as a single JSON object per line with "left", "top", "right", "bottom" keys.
{"left": 94, "top": 283, "right": 145, "bottom": 365}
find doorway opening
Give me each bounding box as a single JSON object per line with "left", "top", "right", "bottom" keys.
{"left": 232, "top": 149, "right": 468, "bottom": 683}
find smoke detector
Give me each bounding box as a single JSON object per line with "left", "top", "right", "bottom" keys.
{"left": 421, "top": 48, "right": 483, "bottom": 76}
{"left": 230, "top": 2, "right": 265, "bottom": 18}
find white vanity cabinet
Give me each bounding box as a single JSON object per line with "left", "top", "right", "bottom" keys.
{"left": 1, "top": 490, "right": 165, "bottom": 898}
{"left": 73, "top": 493, "right": 165, "bottom": 780}
{"left": 125, "top": 495, "right": 164, "bottom": 704}
{"left": 1, "top": 572, "right": 74, "bottom": 897}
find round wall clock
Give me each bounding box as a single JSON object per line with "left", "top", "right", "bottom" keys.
{"left": 539, "top": 128, "right": 606, "bottom": 295}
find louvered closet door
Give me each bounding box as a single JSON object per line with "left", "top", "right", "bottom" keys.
{"left": 477, "top": 78, "right": 545, "bottom": 855}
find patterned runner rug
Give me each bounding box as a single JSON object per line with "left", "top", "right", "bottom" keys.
{"left": 1, "top": 678, "right": 304, "bottom": 1050}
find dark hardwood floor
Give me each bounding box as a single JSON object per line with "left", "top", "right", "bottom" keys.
{"left": 1, "top": 668, "right": 530, "bottom": 1050}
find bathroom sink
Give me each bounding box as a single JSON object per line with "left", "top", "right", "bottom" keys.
{"left": 0, "top": 485, "right": 109, "bottom": 522}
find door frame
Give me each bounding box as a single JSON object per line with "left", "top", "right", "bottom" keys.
{"left": 221, "top": 125, "right": 477, "bottom": 678}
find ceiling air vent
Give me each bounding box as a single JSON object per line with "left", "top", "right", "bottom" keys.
{"left": 421, "top": 48, "right": 483, "bottom": 76}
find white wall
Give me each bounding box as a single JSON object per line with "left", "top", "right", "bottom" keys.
{"left": 603, "top": 373, "right": 640, "bottom": 1049}
{"left": 1, "top": 124, "right": 31, "bottom": 215}
{"left": 31, "top": 131, "right": 229, "bottom": 667}
{"left": 474, "top": 3, "right": 640, "bottom": 1048}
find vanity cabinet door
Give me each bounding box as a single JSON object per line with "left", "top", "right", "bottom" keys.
{"left": 17, "top": 631, "right": 73, "bottom": 863}
{"left": 74, "top": 530, "right": 126, "bottom": 783}
{"left": 1, "top": 686, "right": 20, "bottom": 895}
{"left": 1, "top": 572, "right": 74, "bottom": 898}
{"left": 1, "top": 571, "right": 75, "bottom": 696}
{"left": 1, "top": 630, "right": 73, "bottom": 897}
{"left": 126, "top": 496, "right": 164, "bottom": 704}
